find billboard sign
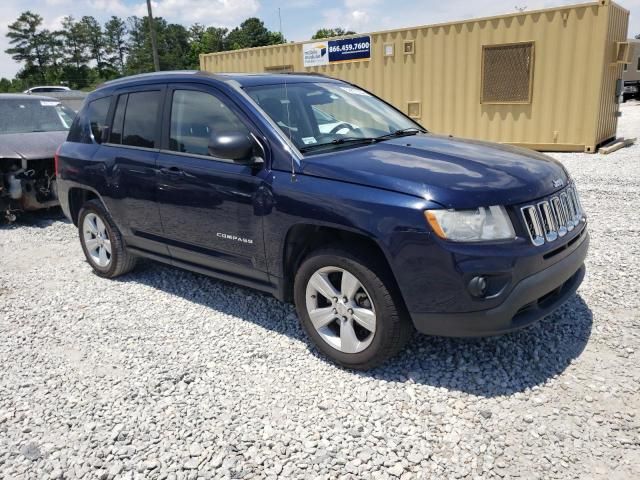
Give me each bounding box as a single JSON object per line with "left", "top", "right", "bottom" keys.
{"left": 303, "top": 36, "right": 371, "bottom": 68}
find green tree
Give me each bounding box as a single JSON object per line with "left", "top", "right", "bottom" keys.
{"left": 311, "top": 27, "right": 356, "bottom": 39}
{"left": 188, "top": 24, "right": 228, "bottom": 68}
{"left": 225, "top": 18, "right": 284, "bottom": 50}
{"left": 81, "top": 16, "right": 106, "bottom": 76}
{"left": 126, "top": 16, "right": 207, "bottom": 73}
{"left": 45, "top": 31, "right": 65, "bottom": 79}
{"left": 125, "top": 16, "right": 156, "bottom": 74}
{"left": 0, "top": 78, "right": 12, "bottom": 92}
{"left": 61, "top": 17, "right": 88, "bottom": 70}
{"left": 104, "top": 16, "right": 128, "bottom": 74}
{"left": 60, "top": 16, "right": 91, "bottom": 88}
{"left": 159, "top": 23, "right": 191, "bottom": 70}
{"left": 5, "top": 11, "right": 52, "bottom": 81}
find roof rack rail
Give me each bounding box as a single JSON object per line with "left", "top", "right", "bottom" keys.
{"left": 281, "top": 72, "right": 328, "bottom": 77}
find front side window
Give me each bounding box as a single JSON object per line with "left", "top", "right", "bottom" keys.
{"left": 169, "top": 89, "right": 249, "bottom": 157}
{"left": 121, "top": 91, "right": 161, "bottom": 148}
{"left": 0, "top": 99, "right": 76, "bottom": 135}
{"left": 245, "top": 82, "right": 421, "bottom": 153}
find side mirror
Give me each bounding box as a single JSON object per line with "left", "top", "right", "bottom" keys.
{"left": 208, "top": 131, "right": 262, "bottom": 164}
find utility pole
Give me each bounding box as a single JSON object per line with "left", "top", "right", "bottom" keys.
{"left": 278, "top": 8, "right": 283, "bottom": 39}
{"left": 146, "top": 0, "right": 160, "bottom": 71}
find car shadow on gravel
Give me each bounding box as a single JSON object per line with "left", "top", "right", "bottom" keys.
{"left": 372, "top": 295, "right": 593, "bottom": 397}
{"left": 118, "top": 262, "right": 592, "bottom": 398}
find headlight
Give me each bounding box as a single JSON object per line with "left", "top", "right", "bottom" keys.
{"left": 425, "top": 206, "right": 515, "bottom": 242}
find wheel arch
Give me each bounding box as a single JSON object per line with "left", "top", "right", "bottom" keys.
{"left": 280, "top": 223, "right": 404, "bottom": 307}
{"left": 67, "top": 187, "right": 101, "bottom": 226}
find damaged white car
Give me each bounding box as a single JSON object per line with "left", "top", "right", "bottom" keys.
{"left": 0, "top": 94, "right": 74, "bottom": 221}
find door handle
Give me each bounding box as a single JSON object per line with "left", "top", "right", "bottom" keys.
{"left": 160, "top": 166, "right": 185, "bottom": 176}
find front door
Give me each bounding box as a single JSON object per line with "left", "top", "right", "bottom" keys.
{"left": 156, "top": 84, "right": 269, "bottom": 284}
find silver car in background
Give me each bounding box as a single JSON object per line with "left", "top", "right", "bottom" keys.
{"left": 0, "top": 94, "right": 75, "bottom": 221}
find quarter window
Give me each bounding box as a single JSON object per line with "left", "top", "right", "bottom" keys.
{"left": 169, "top": 90, "right": 249, "bottom": 157}
{"left": 637, "top": 56, "right": 640, "bottom": 71}
{"left": 121, "top": 91, "right": 161, "bottom": 148}
{"left": 87, "top": 96, "right": 111, "bottom": 143}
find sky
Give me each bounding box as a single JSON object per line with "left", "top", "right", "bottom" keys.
{"left": 1, "top": 0, "right": 638, "bottom": 79}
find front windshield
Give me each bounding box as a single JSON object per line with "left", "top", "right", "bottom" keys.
{"left": 0, "top": 99, "right": 75, "bottom": 135}
{"left": 245, "top": 82, "right": 423, "bottom": 153}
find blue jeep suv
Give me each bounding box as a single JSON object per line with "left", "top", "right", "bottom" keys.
{"left": 56, "top": 71, "right": 589, "bottom": 369}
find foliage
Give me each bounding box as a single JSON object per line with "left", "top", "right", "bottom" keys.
{"left": 311, "top": 28, "right": 356, "bottom": 40}
{"left": 226, "top": 18, "right": 285, "bottom": 50}
{"left": 3, "top": 11, "right": 287, "bottom": 91}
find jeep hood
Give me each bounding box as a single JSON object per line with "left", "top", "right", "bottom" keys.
{"left": 300, "top": 134, "right": 569, "bottom": 209}
{"left": 0, "top": 131, "right": 67, "bottom": 160}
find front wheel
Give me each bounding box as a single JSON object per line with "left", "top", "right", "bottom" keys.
{"left": 294, "top": 248, "right": 412, "bottom": 369}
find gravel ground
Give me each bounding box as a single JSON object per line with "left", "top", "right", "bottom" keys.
{"left": 1, "top": 102, "right": 639, "bottom": 480}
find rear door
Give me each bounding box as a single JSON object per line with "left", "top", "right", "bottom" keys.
{"left": 101, "top": 86, "right": 167, "bottom": 255}
{"left": 156, "top": 83, "right": 269, "bottom": 284}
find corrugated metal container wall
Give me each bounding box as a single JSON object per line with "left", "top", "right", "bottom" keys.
{"left": 201, "top": 1, "right": 630, "bottom": 152}
{"left": 593, "top": 3, "right": 630, "bottom": 150}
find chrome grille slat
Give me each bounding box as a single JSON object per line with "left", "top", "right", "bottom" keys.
{"left": 560, "top": 192, "right": 574, "bottom": 231}
{"left": 537, "top": 201, "right": 558, "bottom": 242}
{"left": 520, "top": 185, "right": 584, "bottom": 246}
{"left": 551, "top": 196, "right": 568, "bottom": 237}
{"left": 521, "top": 206, "right": 545, "bottom": 246}
{"left": 567, "top": 188, "right": 581, "bottom": 224}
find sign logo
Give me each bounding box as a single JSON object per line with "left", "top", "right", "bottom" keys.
{"left": 303, "top": 43, "right": 329, "bottom": 67}
{"left": 552, "top": 178, "right": 564, "bottom": 188}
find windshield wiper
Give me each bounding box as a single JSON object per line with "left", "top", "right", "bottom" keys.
{"left": 299, "top": 136, "right": 375, "bottom": 153}
{"left": 373, "top": 127, "right": 425, "bottom": 141}
{"left": 299, "top": 128, "right": 426, "bottom": 153}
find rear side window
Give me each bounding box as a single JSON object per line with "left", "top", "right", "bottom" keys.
{"left": 121, "top": 91, "right": 160, "bottom": 148}
{"left": 67, "top": 95, "right": 110, "bottom": 144}
{"left": 88, "top": 97, "right": 111, "bottom": 143}
{"left": 169, "top": 90, "right": 248, "bottom": 156}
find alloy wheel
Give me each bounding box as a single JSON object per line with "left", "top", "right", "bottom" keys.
{"left": 82, "top": 212, "right": 112, "bottom": 268}
{"left": 305, "top": 266, "right": 376, "bottom": 354}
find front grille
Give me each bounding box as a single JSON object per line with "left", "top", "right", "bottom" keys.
{"left": 520, "top": 186, "right": 584, "bottom": 246}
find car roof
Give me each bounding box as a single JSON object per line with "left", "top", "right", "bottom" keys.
{"left": 97, "top": 70, "right": 343, "bottom": 92}
{"left": 0, "top": 93, "right": 61, "bottom": 101}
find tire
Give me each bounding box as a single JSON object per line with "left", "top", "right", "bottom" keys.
{"left": 294, "top": 247, "right": 413, "bottom": 369}
{"left": 78, "top": 199, "right": 137, "bottom": 278}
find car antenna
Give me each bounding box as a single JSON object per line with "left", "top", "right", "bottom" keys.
{"left": 283, "top": 76, "right": 296, "bottom": 182}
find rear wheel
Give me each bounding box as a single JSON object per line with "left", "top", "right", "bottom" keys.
{"left": 78, "top": 199, "right": 137, "bottom": 278}
{"left": 294, "top": 248, "right": 412, "bottom": 369}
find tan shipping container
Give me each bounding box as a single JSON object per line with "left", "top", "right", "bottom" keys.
{"left": 201, "top": 1, "right": 630, "bottom": 153}
{"left": 622, "top": 39, "right": 640, "bottom": 83}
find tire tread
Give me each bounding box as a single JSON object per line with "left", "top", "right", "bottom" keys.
{"left": 78, "top": 199, "right": 137, "bottom": 278}
{"left": 295, "top": 245, "right": 413, "bottom": 369}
